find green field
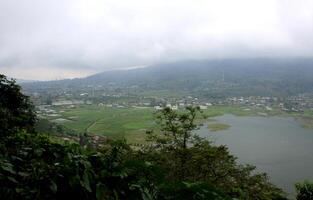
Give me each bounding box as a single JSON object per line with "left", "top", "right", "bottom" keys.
{"left": 207, "top": 123, "right": 231, "bottom": 132}
{"left": 45, "top": 105, "right": 313, "bottom": 143}
{"left": 49, "top": 105, "right": 156, "bottom": 143}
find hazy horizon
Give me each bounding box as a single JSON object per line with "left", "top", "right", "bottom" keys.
{"left": 1, "top": 0, "right": 313, "bottom": 80}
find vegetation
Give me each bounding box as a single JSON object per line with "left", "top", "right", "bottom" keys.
{"left": 2, "top": 74, "right": 311, "bottom": 199}
{"left": 295, "top": 181, "right": 313, "bottom": 200}
{"left": 40, "top": 103, "right": 313, "bottom": 145}
{"left": 144, "top": 107, "right": 286, "bottom": 200}
{"left": 207, "top": 123, "right": 231, "bottom": 132}
{"left": 61, "top": 106, "right": 154, "bottom": 136}
{"left": 22, "top": 58, "right": 313, "bottom": 98}
{"left": 0, "top": 74, "right": 36, "bottom": 138}
{"left": 40, "top": 105, "right": 268, "bottom": 139}
{"left": 41, "top": 105, "right": 155, "bottom": 143}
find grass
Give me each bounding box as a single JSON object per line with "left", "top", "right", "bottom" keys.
{"left": 207, "top": 123, "right": 231, "bottom": 132}
{"left": 49, "top": 105, "right": 156, "bottom": 143}
{"left": 138, "top": 90, "right": 187, "bottom": 98}
{"left": 45, "top": 105, "right": 313, "bottom": 143}
{"left": 201, "top": 106, "right": 259, "bottom": 117}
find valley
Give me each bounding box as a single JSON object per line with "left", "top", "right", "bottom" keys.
{"left": 37, "top": 103, "right": 313, "bottom": 143}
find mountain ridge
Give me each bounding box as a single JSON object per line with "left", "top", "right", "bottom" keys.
{"left": 21, "top": 58, "right": 313, "bottom": 97}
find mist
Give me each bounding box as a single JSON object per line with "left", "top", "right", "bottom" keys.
{"left": 0, "top": 0, "right": 313, "bottom": 80}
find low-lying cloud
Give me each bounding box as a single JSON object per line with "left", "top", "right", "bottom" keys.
{"left": 0, "top": 0, "right": 313, "bottom": 80}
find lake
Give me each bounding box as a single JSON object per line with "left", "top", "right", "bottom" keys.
{"left": 197, "top": 114, "right": 313, "bottom": 195}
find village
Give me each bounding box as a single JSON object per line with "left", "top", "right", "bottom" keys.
{"left": 34, "top": 90, "right": 313, "bottom": 118}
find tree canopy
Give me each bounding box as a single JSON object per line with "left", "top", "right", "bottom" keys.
{"left": 0, "top": 74, "right": 36, "bottom": 137}
{"left": 0, "top": 74, "right": 291, "bottom": 199}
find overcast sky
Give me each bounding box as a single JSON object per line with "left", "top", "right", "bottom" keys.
{"left": 1, "top": 0, "right": 313, "bottom": 80}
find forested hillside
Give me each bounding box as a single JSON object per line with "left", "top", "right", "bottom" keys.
{"left": 22, "top": 58, "right": 313, "bottom": 98}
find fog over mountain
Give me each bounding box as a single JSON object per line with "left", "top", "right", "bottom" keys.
{"left": 1, "top": 0, "right": 313, "bottom": 80}
{"left": 21, "top": 58, "right": 313, "bottom": 98}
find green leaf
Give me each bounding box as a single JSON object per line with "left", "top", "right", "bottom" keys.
{"left": 96, "top": 183, "right": 107, "bottom": 200}
{"left": 18, "top": 171, "right": 30, "bottom": 177}
{"left": 50, "top": 181, "right": 58, "bottom": 193}
{"left": 34, "top": 148, "right": 44, "bottom": 156}
{"left": 82, "top": 170, "right": 92, "bottom": 192}
{"left": 8, "top": 176, "right": 18, "bottom": 183}
{"left": 1, "top": 162, "right": 15, "bottom": 174}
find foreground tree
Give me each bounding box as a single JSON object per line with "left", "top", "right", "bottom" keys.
{"left": 295, "top": 181, "right": 313, "bottom": 200}
{"left": 0, "top": 74, "right": 288, "bottom": 199}
{"left": 0, "top": 74, "right": 36, "bottom": 137}
{"left": 0, "top": 74, "right": 229, "bottom": 199}
{"left": 144, "top": 106, "right": 286, "bottom": 200}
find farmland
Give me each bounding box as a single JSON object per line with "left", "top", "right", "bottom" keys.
{"left": 43, "top": 105, "right": 155, "bottom": 143}
{"left": 41, "top": 104, "right": 313, "bottom": 143}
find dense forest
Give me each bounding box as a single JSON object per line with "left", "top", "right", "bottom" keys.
{"left": 1, "top": 74, "right": 313, "bottom": 199}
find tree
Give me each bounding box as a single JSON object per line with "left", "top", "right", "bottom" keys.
{"left": 0, "top": 77, "right": 287, "bottom": 200}
{"left": 295, "top": 180, "right": 313, "bottom": 200}
{"left": 45, "top": 94, "right": 52, "bottom": 105}
{"left": 153, "top": 106, "right": 200, "bottom": 149}
{"left": 145, "top": 106, "right": 286, "bottom": 200}
{"left": 0, "top": 74, "right": 36, "bottom": 137}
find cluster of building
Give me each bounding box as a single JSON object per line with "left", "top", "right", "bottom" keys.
{"left": 31, "top": 86, "right": 313, "bottom": 113}
{"left": 221, "top": 95, "right": 313, "bottom": 112}
{"left": 52, "top": 100, "right": 92, "bottom": 106}
{"left": 150, "top": 95, "right": 313, "bottom": 112}
{"left": 224, "top": 96, "right": 277, "bottom": 106}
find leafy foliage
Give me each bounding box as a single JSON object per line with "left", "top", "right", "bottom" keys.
{"left": 1, "top": 132, "right": 143, "bottom": 199}
{"left": 0, "top": 74, "right": 36, "bottom": 137}
{"left": 145, "top": 106, "right": 287, "bottom": 200}
{"left": 0, "top": 131, "right": 231, "bottom": 200}
{"left": 0, "top": 74, "right": 291, "bottom": 199}
{"left": 295, "top": 181, "right": 313, "bottom": 200}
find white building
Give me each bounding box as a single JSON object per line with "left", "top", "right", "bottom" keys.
{"left": 154, "top": 106, "right": 162, "bottom": 110}
{"left": 199, "top": 105, "right": 208, "bottom": 110}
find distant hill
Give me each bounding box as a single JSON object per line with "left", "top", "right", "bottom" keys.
{"left": 22, "top": 58, "right": 313, "bottom": 98}
{"left": 16, "top": 79, "right": 37, "bottom": 84}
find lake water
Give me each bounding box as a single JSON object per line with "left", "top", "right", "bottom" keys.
{"left": 197, "top": 114, "right": 313, "bottom": 195}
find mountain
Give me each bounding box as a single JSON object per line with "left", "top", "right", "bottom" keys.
{"left": 22, "top": 58, "right": 313, "bottom": 98}
{"left": 16, "top": 79, "right": 37, "bottom": 84}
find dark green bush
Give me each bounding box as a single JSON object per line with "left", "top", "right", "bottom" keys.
{"left": 295, "top": 181, "right": 313, "bottom": 200}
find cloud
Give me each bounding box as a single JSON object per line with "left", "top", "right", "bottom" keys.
{"left": 0, "top": 0, "right": 313, "bottom": 80}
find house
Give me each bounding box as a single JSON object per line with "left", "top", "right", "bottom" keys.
{"left": 154, "top": 106, "right": 162, "bottom": 110}
{"left": 265, "top": 106, "right": 272, "bottom": 111}
{"left": 199, "top": 105, "right": 208, "bottom": 110}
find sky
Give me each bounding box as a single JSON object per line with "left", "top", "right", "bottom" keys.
{"left": 0, "top": 0, "right": 313, "bottom": 80}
